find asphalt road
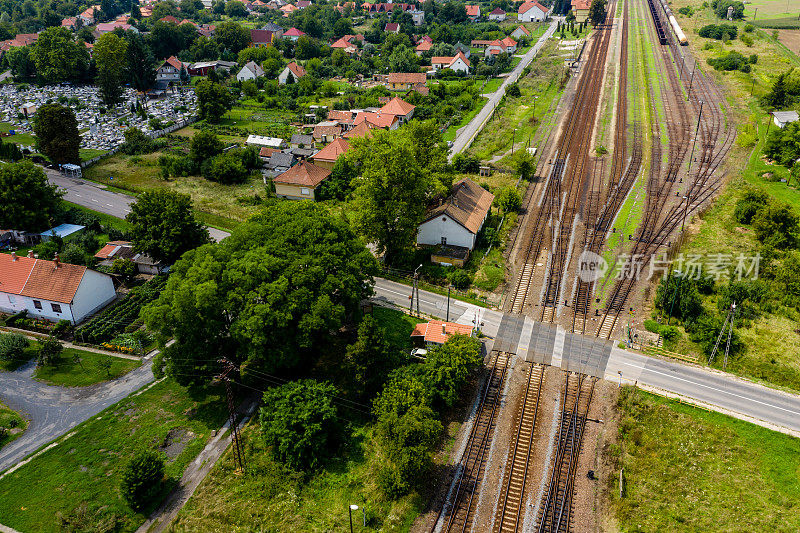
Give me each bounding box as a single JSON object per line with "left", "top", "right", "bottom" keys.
{"left": 46, "top": 169, "right": 230, "bottom": 242}
{"left": 448, "top": 19, "right": 560, "bottom": 160}
{"left": 0, "top": 358, "right": 155, "bottom": 473}
{"left": 372, "top": 278, "right": 800, "bottom": 434}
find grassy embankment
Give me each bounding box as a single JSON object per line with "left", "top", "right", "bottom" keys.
{"left": 608, "top": 387, "right": 800, "bottom": 531}
{"left": 644, "top": 0, "right": 800, "bottom": 390}
{"left": 0, "top": 401, "right": 27, "bottom": 450}
{"left": 0, "top": 379, "right": 227, "bottom": 532}
{"left": 169, "top": 307, "right": 428, "bottom": 532}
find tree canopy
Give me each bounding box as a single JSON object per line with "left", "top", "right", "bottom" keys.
{"left": 125, "top": 190, "right": 210, "bottom": 264}
{"left": 94, "top": 32, "right": 128, "bottom": 107}
{"left": 33, "top": 103, "right": 81, "bottom": 164}
{"left": 142, "top": 202, "right": 379, "bottom": 386}
{"left": 0, "top": 160, "right": 62, "bottom": 231}
{"left": 196, "top": 79, "right": 235, "bottom": 122}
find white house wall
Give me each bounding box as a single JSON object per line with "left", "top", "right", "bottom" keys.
{"left": 417, "top": 215, "right": 476, "bottom": 249}
{"left": 70, "top": 269, "right": 116, "bottom": 324}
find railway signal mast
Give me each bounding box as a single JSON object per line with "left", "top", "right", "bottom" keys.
{"left": 709, "top": 302, "right": 737, "bottom": 370}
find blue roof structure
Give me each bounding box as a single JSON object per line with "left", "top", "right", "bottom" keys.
{"left": 40, "top": 223, "right": 85, "bottom": 240}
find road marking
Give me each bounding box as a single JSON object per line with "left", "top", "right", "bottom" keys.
{"left": 91, "top": 199, "right": 98, "bottom": 202}
{"left": 106, "top": 204, "right": 113, "bottom": 207}
{"left": 75, "top": 194, "right": 82, "bottom": 197}
{"left": 616, "top": 359, "right": 800, "bottom": 419}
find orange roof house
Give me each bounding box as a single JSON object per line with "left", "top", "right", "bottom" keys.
{"left": 343, "top": 121, "right": 375, "bottom": 140}
{"left": 417, "top": 178, "right": 494, "bottom": 251}
{"left": 273, "top": 161, "right": 331, "bottom": 200}
{"left": 0, "top": 252, "right": 116, "bottom": 324}
{"left": 411, "top": 320, "right": 474, "bottom": 345}
{"left": 311, "top": 138, "right": 350, "bottom": 170}
{"left": 379, "top": 96, "right": 416, "bottom": 122}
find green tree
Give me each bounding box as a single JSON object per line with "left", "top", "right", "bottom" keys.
{"left": 260, "top": 379, "right": 340, "bottom": 470}
{"left": 654, "top": 273, "right": 704, "bottom": 322}
{"left": 120, "top": 451, "right": 165, "bottom": 511}
{"left": 190, "top": 36, "right": 220, "bottom": 62}
{"left": 764, "top": 120, "right": 800, "bottom": 167}
{"left": 0, "top": 333, "right": 29, "bottom": 361}
{"left": 225, "top": 0, "right": 248, "bottom": 18}
{"left": 422, "top": 335, "right": 482, "bottom": 409}
{"left": 202, "top": 152, "right": 249, "bottom": 184}
{"left": 588, "top": 0, "right": 607, "bottom": 25}
{"left": 752, "top": 203, "right": 798, "bottom": 249}
{"left": 493, "top": 186, "right": 522, "bottom": 213}
{"left": 126, "top": 32, "right": 156, "bottom": 93}
{"left": 142, "top": 202, "right": 378, "bottom": 384}
{"left": 125, "top": 190, "right": 210, "bottom": 264}
{"left": 214, "top": 21, "right": 251, "bottom": 54}
{"left": 196, "top": 79, "right": 235, "bottom": 122}
{"left": 343, "top": 315, "right": 399, "bottom": 400}
{"left": 733, "top": 188, "right": 769, "bottom": 224}
{"left": 189, "top": 130, "right": 224, "bottom": 164}
{"left": 5, "top": 46, "right": 36, "bottom": 80}
{"left": 0, "top": 160, "right": 62, "bottom": 230}
{"left": 95, "top": 33, "right": 129, "bottom": 107}
{"left": 33, "top": 103, "right": 81, "bottom": 164}
{"left": 31, "top": 27, "right": 87, "bottom": 83}
{"left": 37, "top": 336, "right": 64, "bottom": 366}
{"left": 386, "top": 44, "right": 419, "bottom": 73}
{"left": 351, "top": 128, "right": 441, "bottom": 264}
{"left": 121, "top": 127, "right": 156, "bottom": 155}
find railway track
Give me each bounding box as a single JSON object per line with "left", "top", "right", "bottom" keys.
{"left": 436, "top": 351, "right": 511, "bottom": 533}
{"left": 494, "top": 363, "right": 545, "bottom": 533}
{"left": 536, "top": 373, "right": 596, "bottom": 533}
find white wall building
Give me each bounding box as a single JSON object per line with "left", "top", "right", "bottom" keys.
{"left": 518, "top": 1, "right": 550, "bottom": 22}
{"left": 0, "top": 253, "right": 116, "bottom": 324}
{"left": 236, "top": 61, "right": 265, "bottom": 82}
{"left": 416, "top": 178, "right": 494, "bottom": 250}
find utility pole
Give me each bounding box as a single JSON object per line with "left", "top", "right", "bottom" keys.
{"left": 709, "top": 302, "right": 737, "bottom": 368}
{"left": 686, "top": 100, "right": 704, "bottom": 178}
{"left": 216, "top": 359, "right": 246, "bottom": 474}
{"left": 446, "top": 284, "right": 451, "bottom": 321}
{"left": 413, "top": 264, "right": 422, "bottom": 317}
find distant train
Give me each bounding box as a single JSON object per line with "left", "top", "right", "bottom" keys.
{"left": 660, "top": 0, "right": 689, "bottom": 45}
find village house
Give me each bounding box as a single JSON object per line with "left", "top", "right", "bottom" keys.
{"left": 61, "top": 17, "right": 78, "bottom": 29}
{"left": 511, "top": 25, "right": 532, "bottom": 40}
{"left": 0, "top": 252, "right": 116, "bottom": 324}
{"left": 278, "top": 61, "right": 306, "bottom": 84}
{"left": 485, "top": 36, "right": 517, "bottom": 57}
{"left": 311, "top": 137, "right": 349, "bottom": 170}
{"left": 250, "top": 28, "right": 275, "bottom": 47}
{"left": 283, "top": 27, "right": 306, "bottom": 41}
{"left": 410, "top": 9, "right": 425, "bottom": 25}
{"left": 380, "top": 96, "right": 416, "bottom": 124}
{"left": 313, "top": 122, "right": 343, "bottom": 142}
{"left": 416, "top": 177, "right": 494, "bottom": 252}
{"left": 78, "top": 5, "right": 100, "bottom": 25}
{"left": 343, "top": 121, "right": 375, "bottom": 140}
{"left": 415, "top": 40, "right": 433, "bottom": 55}
{"left": 94, "top": 241, "right": 165, "bottom": 275}
{"left": 187, "top": 60, "right": 236, "bottom": 76}
{"left": 430, "top": 51, "right": 471, "bottom": 74}
{"left": 411, "top": 320, "right": 474, "bottom": 347}
{"left": 571, "top": 0, "right": 591, "bottom": 20}
{"left": 518, "top": 1, "right": 550, "bottom": 22}
{"left": 384, "top": 22, "right": 400, "bottom": 33}
{"left": 156, "top": 56, "right": 184, "bottom": 82}
{"left": 465, "top": 4, "right": 480, "bottom": 20}
{"left": 237, "top": 60, "right": 265, "bottom": 81}
{"left": 266, "top": 151, "right": 297, "bottom": 172}
{"left": 488, "top": 7, "right": 506, "bottom": 21}
{"left": 290, "top": 133, "right": 315, "bottom": 149}
{"left": 273, "top": 161, "right": 331, "bottom": 200}
{"left": 261, "top": 22, "right": 284, "bottom": 39}
{"left": 386, "top": 72, "right": 427, "bottom": 91}
{"left": 280, "top": 3, "right": 298, "bottom": 15}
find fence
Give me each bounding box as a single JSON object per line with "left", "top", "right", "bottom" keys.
{"left": 80, "top": 116, "right": 199, "bottom": 169}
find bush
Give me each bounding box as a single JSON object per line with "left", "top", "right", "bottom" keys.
{"left": 740, "top": 33, "right": 754, "bottom": 47}
{"left": 699, "top": 24, "right": 739, "bottom": 40}
{"left": 120, "top": 451, "right": 165, "bottom": 511}
{"left": 202, "top": 152, "right": 250, "bottom": 184}
{"left": 120, "top": 128, "right": 157, "bottom": 155}
{"left": 37, "top": 336, "right": 63, "bottom": 366}
{"left": 52, "top": 319, "right": 73, "bottom": 338}
{"left": 448, "top": 269, "right": 472, "bottom": 289}
{"left": 677, "top": 6, "right": 694, "bottom": 16}
{"left": 707, "top": 51, "right": 751, "bottom": 72}
{"left": 711, "top": 0, "right": 744, "bottom": 20}
{"left": 0, "top": 333, "right": 30, "bottom": 361}
{"left": 506, "top": 82, "right": 521, "bottom": 98}
{"left": 451, "top": 153, "right": 481, "bottom": 173}
{"left": 733, "top": 188, "right": 769, "bottom": 224}
{"left": 744, "top": 23, "right": 754, "bottom": 33}
{"left": 493, "top": 186, "right": 522, "bottom": 214}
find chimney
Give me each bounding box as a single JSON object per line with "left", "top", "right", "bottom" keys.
{"left": 54, "top": 253, "right": 60, "bottom": 268}
{"left": 10, "top": 251, "right": 17, "bottom": 261}
{"left": 442, "top": 323, "right": 446, "bottom": 336}
{"left": 27, "top": 249, "right": 34, "bottom": 258}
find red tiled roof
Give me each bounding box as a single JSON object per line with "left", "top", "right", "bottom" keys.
{"left": 313, "top": 124, "right": 343, "bottom": 139}
{"left": 284, "top": 27, "right": 305, "bottom": 37}
{"left": 312, "top": 138, "right": 349, "bottom": 162}
{"left": 274, "top": 161, "right": 331, "bottom": 187}
{"left": 410, "top": 320, "right": 474, "bottom": 344}
{"left": 328, "top": 109, "right": 355, "bottom": 122}
{"left": 286, "top": 61, "right": 306, "bottom": 78}
{"left": 353, "top": 111, "right": 398, "bottom": 129}
{"left": 161, "top": 56, "right": 182, "bottom": 70}
{"left": 0, "top": 254, "right": 90, "bottom": 304}
{"left": 380, "top": 96, "right": 415, "bottom": 117}
{"left": 465, "top": 5, "right": 480, "bottom": 16}
{"left": 343, "top": 121, "right": 375, "bottom": 139}
{"left": 0, "top": 254, "right": 35, "bottom": 295}
{"left": 489, "top": 7, "right": 505, "bottom": 15}
{"left": 159, "top": 15, "right": 180, "bottom": 24}
{"left": 61, "top": 17, "right": 77, "bottom": 27}
{"left": 415, "top": 40, "right": 433, "bottom": 52}
{"left": 384, "top": 22, "right": 399, "bottom": 32}
{"left": 387, "top": 72, "right": 427, "bottom": 85}
{"left": 251, "top": 29, "right": 274, "bottom": 44}
{"left": 513, "top": 24, "right": 531, "bottom": 36}
{"left": 572, "top": 0, "right": 591, "bottom": 9}
{"left": 519, "top": 1, "right": 548, "bottom": 14}
{"left": 259, "top": 146, "right": 280, "bottom": 157}
{"left": 94, "top": 241, "right": 132, "bottom": 259}
{"left": 432, "top": 51, "right": 470, "bottom": 68}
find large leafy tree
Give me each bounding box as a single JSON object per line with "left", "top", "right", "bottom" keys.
{"left": 95, "top": 33, "right": 129, "bottom": 107}
{"left": 196, "top": 79, "right": 235, "bottom": 122}
{"left": 125, "top": 190, "right": 210, "bottom": 263}
{"left": 31, "top": 27, "right": 87, "bottom": 83}
{"left": 588, "top": 0, "right": 607, "bottom": 24}
{"left": 126, "top": 32, "right": 156, "bottom": 92}
{"left": 422, "top": 335, "right": 482, "bottom": 409}
{"left": 343, "top": 315, "right": 400, "bottom": 400}
{"left": 33, "top": 103, "right": 81, "bottom": 164}
{"left": 351, "top": 123, "right": 446, "bottom": 265}
{"left": 260, "top": 380, "right": 340, "bottom": 470}
{"left": 142, "top": 202, "right": 379, "bottom": 384}
{"left": 214, "top": 20, "right": 251, "bottom": 54}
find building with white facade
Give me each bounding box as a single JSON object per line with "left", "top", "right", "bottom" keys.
{"left": 416, "top": 178, "right": 494, "bottom": 250}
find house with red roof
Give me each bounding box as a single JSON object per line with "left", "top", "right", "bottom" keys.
{"left": 415, "top": 40, "right": 432, "bottom": 55}
{"left": 280, "top": 3, "right": 299, "bottom": 15}
{"left": 387, "top": 72, "right": 427, "bottom": 91}
{"left": 379, "top": 96, "right": 416, "bottom": 123}
{"left": 278, "top": 61, "right": 306, "bottom": 84}
{"left": 250, "top": 28, "right": 274, "bottom": 46}
{"left": 273, "top": 161, "right": 331, "bottom": 200}
{"left": 159, "top": 15, "right": 181, "bottom": 24}
{"left": 488, "top": 7, "right": 506, "bottom": 21}
{"left": 353, "top": 111, "right": 399, "bottom": 130}
{"left": 430, "top": 51, "right": 470, "bottom": 74}
{"left": 411, "top": 320, "right": 474, "bottom": 347}
{"left": 311, "top": 137, "right": 350, "bottom": 170}
{"left": 78, "top": 5, "right": 100, "bottom": 25}
{"left": 384, "top": 22, "right": 399, "bottom": 33}
{"left": 156, "top": 56, "right": 184, "bottom": 82}
{"left": 465, "top": 4, "right": 480, "bottom": 20}
{"left": 0, "top": 252, "right": 116, "bottom": 324}
{"left": 94, "top": 21, "right": 136, "bottom": 36}
{"left": 571, "top": 0, "right": 591, "bottom": 19}
{"left": 296, "top": 0, "right": 311, "bottom": 7}
{"left": 485, "top": 36, "right": 517, "bottom": 57}
{"left": 61, "top": 17, "right": 77, "bottom": 29}
{"left": 0, "top": 33, "right": 38, "bottom": 53}
{"left": 283, "top": 27, "right": 305, "bottom": 41}
{"left": 511, "top": 25, "right": 531, "bottom": 40}
{"left": 518, "top": 1, "right": 550, "bottom": 22}
{"left": 343, "top": 121, "right": 375, "bottom": 140}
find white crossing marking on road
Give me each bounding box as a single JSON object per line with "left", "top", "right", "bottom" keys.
{"left": 551, "top": 326, "right": 565, "bottom": 368}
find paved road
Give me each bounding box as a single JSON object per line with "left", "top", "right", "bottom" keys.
{"left": 448, "top": 19, "right": 560, "bottom": 160}
{"left": 0, "top": 359, "right": 154, "bottom": 473}
{"left": 372, "top": 278, "right": 800, "bottom": 435}
{"left": 46, "top": 169, "right": 230, "bottom": 242}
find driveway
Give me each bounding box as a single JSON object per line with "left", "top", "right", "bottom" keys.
{"left": 0, "top": 359, "right": 154, "bottom": 473}
{"left": 46, "top": 168, "right": 230, "bottom": 242}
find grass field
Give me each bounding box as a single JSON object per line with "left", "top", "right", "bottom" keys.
{"left": 0, "top": 379, "right": 227, "bottom": 532}
{"left": 609, "top": 388, "right": 800, "bottom": 531}
{"left": 33, "top": 348, "right": 141, "bottom": 387}
{"left": 0, "top": 401, "right": 27, "bottom": 450}
{"left": 372, "top": 306, "right": 423, "bottom": 354}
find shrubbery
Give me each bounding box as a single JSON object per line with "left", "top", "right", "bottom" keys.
{"left": 707, "top": 51, "right": 753, "bottom": 72}
{"left": 699, "top": 23, "right": 738, "bottom": 40}
{"left": 120, "top": 451, "right": 165, "bottom": 511}
{"left": 0, "top": 333, "right": 29, "bottom": 361}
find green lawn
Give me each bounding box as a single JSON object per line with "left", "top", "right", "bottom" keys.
{"left": 443, "top": 97, "right": 488, "bottom": 142}
{"left": 372, "top": 306, "right": 423, "bottom": 355}
{"left": 33, "top": 348, "right": 141, "bottom": 387}
{"left": 63, "top": 201, "right": 132, "bottom": 232}
{"left": 0, "top": 122, "right": 35, "bottom": 146}
{"left": 80, "top": 148, "right": 107, "bottom": 162}
{"left": 610, "top": 388, "right": 800, "bottom": 531}
{"left": 0, "top": 379, "right": 228, "bottom": 532}
{"left": 0, "top": 401, "right": 27, "bottom": 450}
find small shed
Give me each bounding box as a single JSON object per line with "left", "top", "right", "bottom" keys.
{"left": 40, "top": 223, "right": 85, "bottom": 242}
{"left": 772, "top": 111, "right": 799, "bottom": 129}
{"left": 411, "top": 320, "right": 475, "bottom": 347}
{"left": 245, "top": 135, "right": 285, "bottom": 149}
